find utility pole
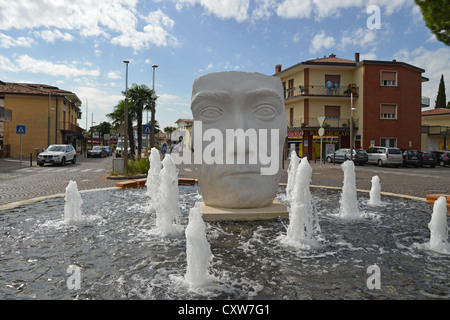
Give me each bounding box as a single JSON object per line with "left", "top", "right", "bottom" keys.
{"left": 124, "top": 60, "right": 129, "bottom": 170}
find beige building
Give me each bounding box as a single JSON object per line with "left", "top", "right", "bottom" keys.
{"left": 421, "top": 108, "right": 450, "bottom": 151}
{"left": 0, "top": 81, "right": 83, "bottom": 158}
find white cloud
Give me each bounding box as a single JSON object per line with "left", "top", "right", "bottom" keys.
{"left": 0, "top": 0, "right": 178, "bottom": 52}
{"left": 175, "top": 0, "right": 250, "bottom": 22}
{"left": 0, "top": 32, "right": 35, "bottom": 48}
{"left": 338, "top": 28, "right": 378, "bottom": 51}
{"left": 276, "top": 0, "right": 312, "bottom": 19}
{"left": 36, "top": 29, "right": 74, "bottom": 43}
{"left": 0, "top": 54, "right": 100, "bottom": 78}
{"left": 107, "top": 70, "right": 122, "bottom": 80}
{"left": 310, "top": 31, "right": 335, "bottom": 54}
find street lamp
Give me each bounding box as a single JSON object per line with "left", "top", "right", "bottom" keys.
{"left": 123, "top": 60, "right": 130, "bottom": 170}
{"left": 350, "top": 92, "right": 357, "bottom": 161}
{"left": 150, "top": 64, "right": 158, "bottom": 149}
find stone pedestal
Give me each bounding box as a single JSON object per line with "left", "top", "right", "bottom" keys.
{"left": 200, "top": 201, "right": 288, "bottom": 222}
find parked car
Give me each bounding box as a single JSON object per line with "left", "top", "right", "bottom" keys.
{"left": 326, "top": 148, "right": 368, "bottom": 165}
{"left": 37, "top": 144, "right": 76, "bottom": 166}
{"left": 420, "top": 151, "right": 437, "bottom": 168}
{"left": 366, "top": 146, "right": 403, "bottom": 167}
{"left": 437, "top": 150, "right": 450, "bottom": 167}
{"left": 402, "top": 149, "right": 421, "bottom": 167}
{"left": 88, "top": 146, "right": 107, "bottom": 158}
{"left": 431, "top": 151, "right": 444, "bottom": 165}
{"left": 103, "top": 146, "right": 113, "bottom": 156}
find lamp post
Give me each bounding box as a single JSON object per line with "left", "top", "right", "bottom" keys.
{"left": 48, "top": 92, "right": 51, "bottom": 147}
{"left": 150, "top": 64, "right": 158, "bottom": 149}
{"left": 123, "top": 60, "right": 130, "bottom": 170}
{"left": 350, "top": 92, "right": 357, "bottom": 161}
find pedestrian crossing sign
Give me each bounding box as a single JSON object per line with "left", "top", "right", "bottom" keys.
{"left": 143, "top": 124, "right": 151, "bottom": 135}
{"left": 16, "top": 125, "right": 26, "bottom": 134}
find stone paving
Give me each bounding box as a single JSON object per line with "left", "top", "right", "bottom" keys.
{"left": 0, "top": 156, "right": 449, "bottom": 209}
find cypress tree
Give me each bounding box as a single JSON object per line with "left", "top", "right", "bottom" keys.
{"left": 435, "top": 74, "right": 447, "bottom": 108}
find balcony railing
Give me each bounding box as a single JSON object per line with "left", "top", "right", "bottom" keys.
{"left": 285, "top": 84, "right": 359, "bottom": 99}
{"left": 60, "top": 122, "right": 83, "bottom": 135}
{"left": 0, "top": 107, "right": 12, "bottom": 122}
{"left": 422, "top": 125, "right": 450, "bottom": 136}
{"left": 421, "top": 96, "right": 430, "bottom": 107}
{"left": 288, "top": 118, "right": 358, "bottom": 129}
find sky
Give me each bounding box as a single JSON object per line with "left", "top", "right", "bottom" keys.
{"left": 0, "top": 0, "right": 449, "bottom": 131}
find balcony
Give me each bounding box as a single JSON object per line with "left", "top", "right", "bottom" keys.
{"left": 422, "top": 125, "right": 450, "bottom": 136}
{"left": 285, "top": 84, "right": 359, "bottom": 100}
{"left": 421, "top": 96, "right": 430, "bottom": 107}
{"left": 0, "top": 107, "right": 12, "bottom": 122}
{"left": 288, "top": 117, "right": 358, "bottom": 129}
{"left": 60, "top": 122, "right": 83, "bottom": 136}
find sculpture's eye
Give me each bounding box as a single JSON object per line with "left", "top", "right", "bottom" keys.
{"left": 198, "top": 106, "right": 223, "bottom": 122}
{"left": 253, "top": 105, "right": 277, "bottom": 121}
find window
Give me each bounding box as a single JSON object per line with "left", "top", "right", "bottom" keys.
{"left": 289, "top": 108, "right": 294, "bottom": 127}
{"left": 325, "top": 75, "right": 341, "bottom": 95}
{"left": 380, "top": 71, "right": 397, "bottom": 86}
{"left": 325, "top": 105, "right": 340, "bottom": 119}
{"left": 380, "top": 104, "right": 397, "bottom": 119}
{"left": 287, "top": 79, "right": 294, "bottom": 98}
{"left": 0, "top": 96, "right": 4, "bottom": 108}
{"left": 380, "top": 138, "right": 397, "bottom": 148}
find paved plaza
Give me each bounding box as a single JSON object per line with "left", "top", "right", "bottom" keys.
{"left": 1, "top": 154, "right": 449, "bottom": 210}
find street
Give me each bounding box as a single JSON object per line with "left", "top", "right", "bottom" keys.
{"left": 1, "top": 154, "right": 449, "bottom": 209}
{"left": 0, "top": 154, "right": 117, "bottom": 207}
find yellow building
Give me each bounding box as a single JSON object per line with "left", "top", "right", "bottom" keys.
{"left": 421, "top": 108, "right": 450, "bottom": 151}
{"left": 0, "top": 81, "right": 83, "bottom": 158}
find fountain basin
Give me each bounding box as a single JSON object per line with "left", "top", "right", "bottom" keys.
{"left": 0, "top": 186, "right": 448, "bottom": 300}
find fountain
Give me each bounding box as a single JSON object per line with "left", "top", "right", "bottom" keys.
{"left": 0, "top": 72, "right": 448, "bottom": 300}
{"left": 184, "top": 202, "right": 214, "bottom": 287}
{"left": 428, "top": 196, "right": 450, "bottom": 253}
{"left": 281, "top": 157, "right": 322, "bottom": 249}
{"left": 64, "top": 180, "right": 83, "bottom": 224}
{"left": 155, "top": 155, "right": 183, "bottom": 236}
{"left": 339, "top": 160, "right": 362, "bottom": 219}
{"left": 285, "top": 150, "right": 300, "bottom": 203}
{"left": 146, "top": 147, "right": 162, "bottom": 210}
{"left": 368, "top": 175, "right": 382, "bottom": 206}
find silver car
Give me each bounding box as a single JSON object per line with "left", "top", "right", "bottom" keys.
{"left": 37, "top": 144, "right": 76, "bottom": 166}
{"left": 366, "top": 146, "right": 403, "bottom": 167}
{"left": 326, "top": 148, "right": 368, "bottom": 165}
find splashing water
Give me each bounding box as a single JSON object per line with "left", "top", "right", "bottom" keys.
{"left": 339, "top": 160, "right": 362, "bottom": 219}
{"left": 428, "top": 196, "right": 450, "bottom": 254}
{"left": 64, "top": 180, "right": 83, "bottom": 224}
{"left": 282, "top": 157, "right": 322, "bottom": 248}
{"left": 155, "top": 154, "right": 183, "bottom": 236}
{"left": 286, "top": 150, "right": 300, "bottom": 203}
{"left": 146, "top": 147, "right": 162, "bottom": 209}
{"left": 368, "top": 175, "right": 381, "bottom": 206}
{"left": 185, "top": 202, "right": 214, "bottom": 287}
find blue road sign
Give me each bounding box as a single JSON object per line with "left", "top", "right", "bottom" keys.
{"left": 143, "top": 124, "right": 151, "bottom": 135}
{"left": 16, "top": 125, "right": 26, "bottom": 134}
{"left": 162, "top": 143, "right": 167, "bottom": 154}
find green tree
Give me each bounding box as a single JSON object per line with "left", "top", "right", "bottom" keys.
{"left": 435, "top": 74, "right": 447, "bottom": 108}
{"left": 107, "top": 99, "right": 137, "bottom": 159}
{"left": 127, "top": 84, "right": 154, "bottom": 157}
{"left": 415, "top": 0, "right": 450, "bottom": 46}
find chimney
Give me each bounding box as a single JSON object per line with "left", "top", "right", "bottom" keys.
{"left": 355, "top": 52, "right": 360, "bottom": 63}
{"left": 329, "top": 53, "right": 336, "bottom": 58}
{"left": 275, "top": 64, "right": 282, "bottom": 73}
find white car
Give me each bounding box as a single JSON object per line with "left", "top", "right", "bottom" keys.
{"left": 37, "top": 144, "right": 76, "bottom": 166}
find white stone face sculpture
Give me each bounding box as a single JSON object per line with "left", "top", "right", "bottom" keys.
{"left": 191, "top": 71, "right": 287, "bottom": 209}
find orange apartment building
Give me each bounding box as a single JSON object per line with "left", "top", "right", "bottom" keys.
{"left": 274, "top": 53, "right": 429, "bottom": 159}
{"left": 0, "top": 81, "right": 83, "bottom": 158}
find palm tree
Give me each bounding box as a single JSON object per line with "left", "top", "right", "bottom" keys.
{"left": 127, "top": 84, "right": 154, "bottom": 157}
{"left": 107, "top": 99, "right": 137, "bottom": 159}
